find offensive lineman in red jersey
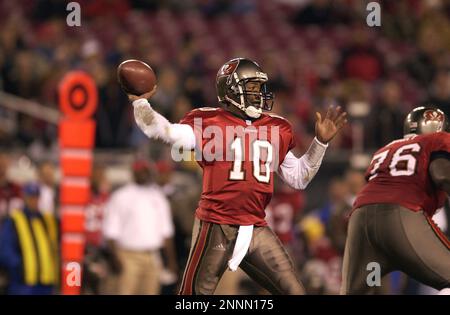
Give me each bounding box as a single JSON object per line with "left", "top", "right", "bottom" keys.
{"left": 129, "top": 58, "right": 347, "bottom": 294}
{"left": 341, "top": 106, "right": 450, "bottom": 294}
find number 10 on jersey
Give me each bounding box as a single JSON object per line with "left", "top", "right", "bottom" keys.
{"left": 229, "top": 138, "right": 273, "bottom": 183}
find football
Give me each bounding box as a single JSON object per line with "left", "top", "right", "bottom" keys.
{"left": 117, "top": 59, "right": 156, "bottom": 96}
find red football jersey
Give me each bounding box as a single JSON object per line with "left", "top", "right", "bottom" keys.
{"left": 354, "top": 132, "right": 450, "bottom": 216}
{"left": 180, "top": 107, "right": 296, "bottom": 226}
{"left": 85, "top": 192, "right": 109, "bottom": 247}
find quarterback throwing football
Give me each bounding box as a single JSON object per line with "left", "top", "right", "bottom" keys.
{"left": 129, "top": 58, "right": 347, "bottom": 295}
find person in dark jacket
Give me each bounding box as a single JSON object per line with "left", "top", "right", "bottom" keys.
{"left": 0, "top": 182, "right": 58, "bottom": 295}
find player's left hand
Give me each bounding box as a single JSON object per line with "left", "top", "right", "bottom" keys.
{"left": 315, "top": 105, "right": 347, "bottom": 144}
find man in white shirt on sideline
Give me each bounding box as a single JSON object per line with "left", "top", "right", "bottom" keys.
{"left": 103, "top": 159, "right": 178, "bottom": 295}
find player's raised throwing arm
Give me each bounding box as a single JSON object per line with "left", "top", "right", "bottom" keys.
{"left": 278, "top": 106, "right": 347, "bottom": 190}
{"left": 129, "top": 89, "right": 196, "bottom": 150}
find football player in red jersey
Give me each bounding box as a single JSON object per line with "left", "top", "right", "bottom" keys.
{"left": 341, "top": 106, "right": 450, "bottom": 294}
{"left": 129, "top": 58, "right": 347, "bottom": 295}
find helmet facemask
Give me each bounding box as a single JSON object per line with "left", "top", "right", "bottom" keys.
{"left": 225, "top": 75, "right": 274, "bottom": 119}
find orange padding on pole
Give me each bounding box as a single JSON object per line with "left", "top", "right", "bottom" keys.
{"left": 59, "top": 119, "right": 96, "bottom": 149}
{"left": 60, "top": 184, "right": 91, "bottom": 205}
{"left": 60, "top": 156, "right": 92, "bottom": 177}
{"left": 61, "top": 212, "right": 85, "bottom": 234}
{"left": 61, "top": 239, "right": 85, "bottom": 262}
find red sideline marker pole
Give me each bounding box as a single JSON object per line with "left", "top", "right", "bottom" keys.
{"left": 58, "top": 71, "right": 97, "bottom": 295}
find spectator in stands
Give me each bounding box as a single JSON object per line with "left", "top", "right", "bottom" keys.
{"left": 340, "top": 25, "right": 384, "bottom": 82}
{"left": 382, "top": 1, "right": 418, "bottom": 42}
{"left": 151, "top": 67, "right": 182, "bottom": 117}
{"left": 0, "top": 0, "right": 445, "bottom": 157}
{"left": 292, "top": 0, "right": 351, "bottom": 26}
{"left": 183, "top": 75, "right": 207, "bottom": 109}
{"left": 424, "top": 69, "right": 450, "bottom": 117}
{"left": 0, "top": 182, "right": 58, "bottom": 295}
{"left": 102, "top": 159, "right": 178, "bottom": 295}
{"left": 80, "top": 0, "right": 131, "bottom": 20}
{"left": 171, "top": 96, "right": 193, "bottom": 123}
{"left": 198, "top": 0, "right": 232, "bottom": 18}
{"left": 405, "top": 13, "right": 450, "bottom": 86}
{"left": 32, "top": 0, "right": 67, "bottom": 21}
{"left": 5, "top": 50, "right": 43, "bottom": 100}
{"left": 365, "top": 80, "right": 405, "bottom": 149}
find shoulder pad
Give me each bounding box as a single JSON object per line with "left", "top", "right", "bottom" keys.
{"left": 195, "top": 107, "right": 219, "bottom": 112}
{"left": 266, "top": 113, "right": 288, "bottom": 121}
{"left": 265, "top": 113, "right": 293, "bottom": 128}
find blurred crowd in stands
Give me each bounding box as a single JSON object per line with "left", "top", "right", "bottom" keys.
{"left": 0, "top": 0, "right": 449, "bottom": 152}
{"left": 0, "top": 0, "right": 450, "bottom": 295}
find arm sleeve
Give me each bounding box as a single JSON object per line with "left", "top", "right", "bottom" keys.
{"left": 133, "top": 99, "right": 196, "bottom": 150}
{"left": 278, "top": 137, "right": 328, "bottom": 190}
